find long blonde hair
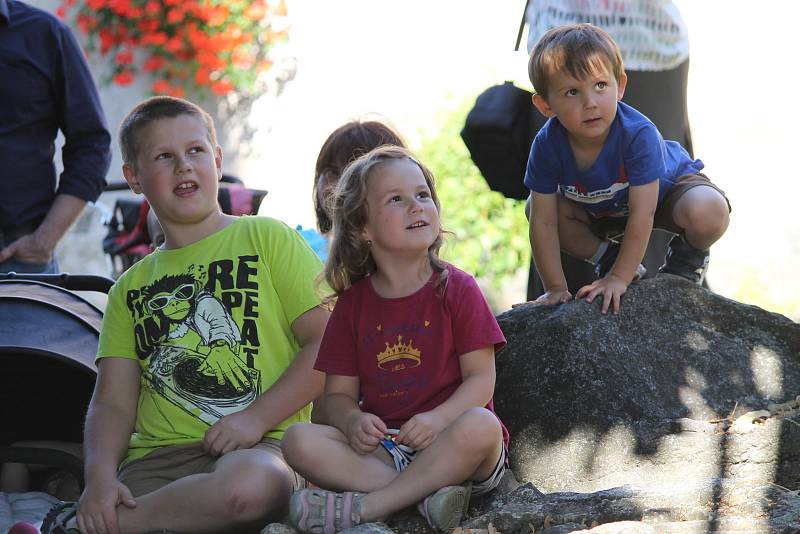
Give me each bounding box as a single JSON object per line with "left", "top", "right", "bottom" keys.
{"left": 323, "top": 145, "right": 447, "bottom": 302}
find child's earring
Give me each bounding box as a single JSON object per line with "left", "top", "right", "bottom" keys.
{"left": 358, "top": 239, "right": 373, "bottom": 267}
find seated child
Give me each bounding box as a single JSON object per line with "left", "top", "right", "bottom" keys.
{"left": 300, "top": 117, "right": 406, "bottom": 261}
{"left": 281, "top": 146, "right": 508, "bottom": 533}
{"left": 525, "top": 23, "right": 730, "bottom": 313}
{"left": 42, "top": 96, "right": 329, "bottom": 534}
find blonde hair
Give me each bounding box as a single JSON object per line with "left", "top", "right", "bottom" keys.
{"left": 323, "top": 145, "right": 448, "bottom": 301}
{"left": 528, "top": 23, "right": 624, "bottom": 98}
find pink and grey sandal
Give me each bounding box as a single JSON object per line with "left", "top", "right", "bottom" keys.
{"left": 288, "top": 488, "right": 365, "bottom": 534}
{"left": 417, "top": 483, "right": 472, "bottom": 531}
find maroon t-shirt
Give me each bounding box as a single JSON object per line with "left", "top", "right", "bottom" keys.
{"left": 315, "top": 265, "right": 508, "bottom": 443}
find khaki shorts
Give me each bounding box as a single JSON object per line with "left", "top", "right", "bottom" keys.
{"left": 589, "top": 173, "right": 732, "bottom": 237}
{"left": 118, "top": 438, "right": 304, "bottom": 497}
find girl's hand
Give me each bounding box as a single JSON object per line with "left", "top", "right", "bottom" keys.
{"left": 345, "top": 411, "right": 387, "bottom": 455}
{"left": 576, "top": 273, "right": 628, "bottom": 314}
{"left": 396, "top": 411, "right": 446, "bottom": 450}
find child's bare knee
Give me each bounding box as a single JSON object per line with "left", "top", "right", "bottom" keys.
{"left": 682, "top": 191, "right": 729, "bottom": 236}
{"left": 281, "top": 423, "right": 319, "bottom": 470}
{"left": 219, "top": 462, "right": 291, "bottom": 522}
{"left": 451, "top": 408, "right": 502, "bottom": 451}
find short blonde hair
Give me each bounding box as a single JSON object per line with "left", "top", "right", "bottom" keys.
{"left": 528, "top": 23, "right": 624, "bottom": 98}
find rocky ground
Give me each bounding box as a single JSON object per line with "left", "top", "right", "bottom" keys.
{"left": 264, "top": 278, "right": 800, "bottom": 534}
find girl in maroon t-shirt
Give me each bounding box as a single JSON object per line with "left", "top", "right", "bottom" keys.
{"left": 282, "top": 146, "right": 508, "bottom": 533}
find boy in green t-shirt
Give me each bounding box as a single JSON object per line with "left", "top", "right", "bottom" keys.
{"left": 43, "top": 97, "right": 330, "bottom": 534}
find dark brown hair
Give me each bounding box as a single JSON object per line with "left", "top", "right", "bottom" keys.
{"left": 119, "top": 96, "right": 218, "bottom": 169}
{"left": 528, "top": 23, "right": 624, "bottom": 98}
{"left": 313, "top": 119, "right": 405, "bottom": 234}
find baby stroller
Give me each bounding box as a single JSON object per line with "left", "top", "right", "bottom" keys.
{"left": 0, "top": 273, "right": 111, "bottom": 530}
{"left": 102, "top": 175, "right": 267, "bottom": 278}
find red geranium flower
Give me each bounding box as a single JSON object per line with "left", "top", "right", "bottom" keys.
{"left": 61, "top": 0, "right": 290, "bottom": 96}
{"left": 115, "top": 50, "right": 133, "bottom": 65}
{"left": 112, "top": 69, "right": 134, "bottom": 85}
{"left": 211, "top": 80, "right": 234, "bottom": 96}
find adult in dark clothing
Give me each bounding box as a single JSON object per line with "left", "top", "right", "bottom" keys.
{"left": 0, "top": 0, "right": 111, "bottom": 274}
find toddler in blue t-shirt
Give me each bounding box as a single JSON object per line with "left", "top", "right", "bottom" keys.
{"left": 524, "top": 23, "right": 730, "bottom": 313}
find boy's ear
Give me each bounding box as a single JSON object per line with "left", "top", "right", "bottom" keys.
{"left": 215, "top": 146, "right": 223, "bottom": 180}
{"left": 532, "top": 93, "right": 555, "bottom": 118}
{"left": 122, "top": 164, "right": 143, "bottom": 194}
{"left": 617, "top": 71, "right": 628, "bottom": 101}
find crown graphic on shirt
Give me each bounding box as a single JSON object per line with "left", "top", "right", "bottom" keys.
{"left": 377, "top": 335, "right": 421, "bottom": 370}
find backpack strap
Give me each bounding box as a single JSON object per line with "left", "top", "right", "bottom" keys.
{"left": 515, "top": 0, "right": 532, "bottom": 51}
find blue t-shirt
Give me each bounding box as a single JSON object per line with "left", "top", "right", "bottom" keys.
{"left": 524, "top": 102, "right": 703, "bottom": 218}
{"left": 296, "top": 225, "right": 329, "bottom": 262}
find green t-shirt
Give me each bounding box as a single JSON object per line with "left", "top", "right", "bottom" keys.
{"left": 97, "top": 216, "right": 323, "bottom": 463}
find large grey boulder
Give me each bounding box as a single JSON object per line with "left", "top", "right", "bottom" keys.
{"left": 494, "top": 277, "right": 800, "bottom": 494}
{"left": 263, "top": 278, "right": 800, "bottom": 534}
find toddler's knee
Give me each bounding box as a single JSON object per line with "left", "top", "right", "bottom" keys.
{"left": 451, "top": 408, "right": 502, "bottom": 452}
{"left": 685, "top": 195, "right": 729, "bottom": 236}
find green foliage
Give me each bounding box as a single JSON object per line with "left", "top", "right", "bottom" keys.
{"left": 417, "top": 100, "right": 530, "bottom": 292}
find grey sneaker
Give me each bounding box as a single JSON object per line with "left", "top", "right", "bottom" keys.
{"left": 658, "top": 234, "right": 709, "bottom": 285}
{"left": 417, "top": 483, "right": 472, "bottom": 531}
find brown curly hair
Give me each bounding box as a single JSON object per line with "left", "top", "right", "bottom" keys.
{"left": 322, "top": 145, "right": 447, "bottom": 302}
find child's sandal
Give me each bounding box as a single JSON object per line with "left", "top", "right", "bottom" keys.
{"left": 41, "top": 501, "right": 80, "bottom": 534}
{"left": 288, "top": 488, "right": 364, "bottom": 534}
{"left": 417, "top": 483, "right": 472, "bottom": 531}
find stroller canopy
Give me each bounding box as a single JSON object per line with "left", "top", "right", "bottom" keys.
{"left": 0, "top": 277, "right": 107, "bottom": 444}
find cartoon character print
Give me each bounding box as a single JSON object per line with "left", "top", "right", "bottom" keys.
{"left": 131, "top": 267, "right": 260, "bottom": 425}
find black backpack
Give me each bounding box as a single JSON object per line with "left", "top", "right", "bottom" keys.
{"left": 460, "top": 81, "right": 543, "bottom": 201}
{"left": 460, "top": 0, "right": 542, "bottom": 201}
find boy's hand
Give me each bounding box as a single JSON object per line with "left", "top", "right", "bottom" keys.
{"left": 203, "top": 407, "right": 266, "bottom": 456}
{"left": 513, "top": 288, "right": 572, "bottom": 308}
{"left": 76, "top": 478, "right": 136, "bottom": 534}
{"left": 344, "top": 411, "right": 387, "bottom": 455}
{"left": 533, "top": 288, "right": 573, "bottom": 306}
{"left": 396, "top": 411, "right": 446, "bottom": 450}
{"left": 577, "top": 274, "right": 629, "bottom": 314}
